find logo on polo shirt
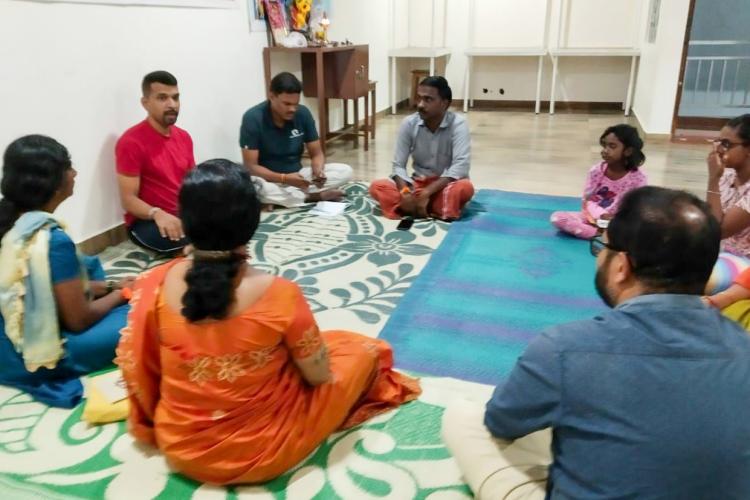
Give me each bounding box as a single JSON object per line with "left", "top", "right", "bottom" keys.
{"left": 290, "top": 129, "right": 304, "bottom": 139}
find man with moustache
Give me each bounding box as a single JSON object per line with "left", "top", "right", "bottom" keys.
{"left": 369, "top": 76, "right": 474, "bottom": 221}
{"left": 116, "top": 71, "right": 194, "bottom": 253}
{"left": 442, "top": 187, "right": 750, "bottom": 499}
{"left": 240, "top": 72, "right": 352, "bottom": 208}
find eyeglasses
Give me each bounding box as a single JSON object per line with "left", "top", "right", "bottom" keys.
{"left": 711, "top": 139, "right": 747, "bottom": 150}
{"left": 590, "top": 235, "right": 618, "bottom": 257}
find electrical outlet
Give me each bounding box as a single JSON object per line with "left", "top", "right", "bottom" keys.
{"left": 499, "top": 88, "right": 505, "bottom": 95}
{"left": 482, "top": 88, "right": 489, "bottom": 94}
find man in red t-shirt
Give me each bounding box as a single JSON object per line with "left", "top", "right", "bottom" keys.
{"left": 115, "top": 70, "right": 194, "bottom": 253}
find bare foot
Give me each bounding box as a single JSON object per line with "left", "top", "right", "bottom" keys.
{"left": 306, "top": 189, "right": 346, "bottom": 203}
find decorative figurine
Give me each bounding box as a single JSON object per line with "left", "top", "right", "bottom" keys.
{"left": 291, "top": 0, "right": 311, "bottom": 31}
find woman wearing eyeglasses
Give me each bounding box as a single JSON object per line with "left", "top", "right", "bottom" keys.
{"left": 703, "top": 114, "right": 750, "bottom": 297}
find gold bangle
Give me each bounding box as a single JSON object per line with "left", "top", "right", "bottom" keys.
{"left": 707, "top": 189, "right": 721, "bottom": 195}
{"left": 280, "top": 174, "right": 287, "bottom": 184}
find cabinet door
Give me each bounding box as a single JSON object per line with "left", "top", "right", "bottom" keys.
{"left": 335, "top": 46, "right": 369, "bottom": 98}
{"left": 300, "top": 46, "right": 369, "bottom": 99}
{"left": 352, "top": 45, "right": 370, "bottom": 97}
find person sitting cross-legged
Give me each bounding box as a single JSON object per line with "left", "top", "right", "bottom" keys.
{"left": 116, "top": 70, "right": 194, "bottom": 254}
{"left": 117, "top": 159, "right": 420, "bottom": 485}
{"left": 369, "top": 76, "right": 474, "bottom": 221}
{"left": 0, "top": 135, "right": 132, "bottom": 408}
{"left": 442, "top": 186, "right": 750, "bottom": 499}
{"left": 240, "top": 71, "right": 352, "bottom": 208}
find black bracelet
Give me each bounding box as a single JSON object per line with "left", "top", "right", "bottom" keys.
{"left": 106, "top": 281, "right": 115, "bottom": 294}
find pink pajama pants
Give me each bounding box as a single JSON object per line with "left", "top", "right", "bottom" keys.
{"left": 550, "top": 211, "right": 598, "bottom": 240}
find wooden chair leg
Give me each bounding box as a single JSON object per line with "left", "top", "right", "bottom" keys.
{"left": 343, "top": 99, "right": 349, "bottom": 128}
{"left": 364, "top": 93, "right": 369, "bottom": 151}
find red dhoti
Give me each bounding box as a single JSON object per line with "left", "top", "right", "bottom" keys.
{"left": 369, "top": 177, "right": 475, "bottom": 221}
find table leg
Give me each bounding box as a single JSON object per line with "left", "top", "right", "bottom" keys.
{"left": 391, "top": 56, "right": 397, "bottom": 114}
{"left": 354, "top": 97, "right": 359, "bottom": 149}
{"left": 535, "top": 55, "right": 543, "bottom": 114}
{"left": 371, "top": 85, "right": 376, "bottom": 139}
{"left": 464, "top": 56, "right": 471, "bottom": 113}
{"left": 364, "top": 93, "right": 369, "bottom": 151}
{"left": 625, "top": 55, "right": 637, "bottom": 116}
{"left": 429, "top": 57, "right": 435, "bottom": 76}
{"left": 316, "top": 51, "right": 326, "bottom": 154}
{"left": 263, "top": 48, "right": 271, "bottom": 93}
{"left": 550, "top": 55, "right": 558, "bottom": 115}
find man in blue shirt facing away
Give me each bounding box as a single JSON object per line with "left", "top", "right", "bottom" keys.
{"left": 443, "top": 186, "right": 750, "bottom": 499}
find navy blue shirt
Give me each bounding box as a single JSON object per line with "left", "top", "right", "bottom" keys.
{"left": 486, "top": 294, "right": 750, "bottom": 499}
{"left": 239, "top": 101, "right": 319, "bottom": 174}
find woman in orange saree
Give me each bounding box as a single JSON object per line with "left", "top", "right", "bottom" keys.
{"left": 116, "top": 159, "right": 420, "bottom": 485}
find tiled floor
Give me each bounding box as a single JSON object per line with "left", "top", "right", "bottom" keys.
{"left": 325, "top": 109, "right": 710, "bottom": 199}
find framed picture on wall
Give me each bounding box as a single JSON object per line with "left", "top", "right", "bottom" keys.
{"left": 247, "top": 0, "right": 268, "bottom": 31}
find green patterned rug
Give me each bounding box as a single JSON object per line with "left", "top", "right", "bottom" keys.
{"left": 100, "top": 183, "right": 448, "bottom": 337}
{"left": 0, "top": 183, "right": 491, "bottom": 499}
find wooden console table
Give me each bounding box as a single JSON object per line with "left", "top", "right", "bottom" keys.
{"left": 262, "top": 45, "right": 369, "bottom": 153}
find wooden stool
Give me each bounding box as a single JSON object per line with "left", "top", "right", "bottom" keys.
{"left": 410, "top": 70, "right": 429, "bottom": 108}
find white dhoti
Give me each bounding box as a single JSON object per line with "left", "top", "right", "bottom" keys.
{"left": 252, "top": 163, "right": 353, "bottom": 208}
{"left": 442, "top": 401, "right": 552, "bottom": 500}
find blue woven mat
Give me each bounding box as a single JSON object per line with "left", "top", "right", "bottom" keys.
{"left": 380, "top": 189, "right": 605, "bottom": 384}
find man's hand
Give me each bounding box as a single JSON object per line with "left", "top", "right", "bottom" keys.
{"left": 398, "top": 193, "right": 417, "bottom": 216}
{"left": 311, "top": 167, "right": 326, "bottom": 189}
{"left": 414, "top": 191, "right": 431, "bottom": 219}
{"left": 153, "top": 210, "right": 184, "bottom": 241}
{"left": 285, "top": 173, "right": 311, "bottom": 190}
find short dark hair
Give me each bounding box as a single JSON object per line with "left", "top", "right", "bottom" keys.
{"left": 179, "top": 159, "right": 261, "bottom": 322}
{"left": 270, "top": 72, "right": 302, "bottom": 94}
{"left": 600, "top": 124, "right": 646, "bottom": 171}
{"left": 0, "top": 135, "right": 72, "bottom": 244}
{"left": 419, "top": 76, "right": 452, "bottom": 102}
{"left": 726, "top": 114, "right": 750, "bottom": 143}
{"left": 607, "top": 186, "right": 720, "bottom": 294}
{"left": 141, "top": 70, "right": 178, "bottom": 96}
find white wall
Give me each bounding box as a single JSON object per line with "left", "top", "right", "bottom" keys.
{"left": 0, "top": 0, "right": 395, "bottom": 242}
{"left": 0, "top": 0, "right": 688, "bottom": 242}
{"left": 631, "top": 0, "right": 691, "bottom": 134}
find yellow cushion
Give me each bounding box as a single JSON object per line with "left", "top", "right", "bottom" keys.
{"left": 81, "top": 383, "right": 129, "bottom": 425}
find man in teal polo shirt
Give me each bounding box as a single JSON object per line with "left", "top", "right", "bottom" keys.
{"left": 240, "top": 72, "right": 352, "bottom": 207}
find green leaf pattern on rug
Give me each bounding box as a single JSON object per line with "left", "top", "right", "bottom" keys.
{"left": 98, "top": 184, "right": 448, "bottom": 334}
{"left": 330, "top": 264, "right": 417, "bottom": 324}
{"left": 340, "top": 231, "right": 434, "bottom": 266}
{"left": 0, "top": 384, "right": 472, "bottom": 499}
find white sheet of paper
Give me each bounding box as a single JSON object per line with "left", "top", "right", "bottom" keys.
{"left": 88, "top": 369, "right": 128, "bottom": 403}
{"left": 308, "top": 201, "right": 347, "bottom": 217}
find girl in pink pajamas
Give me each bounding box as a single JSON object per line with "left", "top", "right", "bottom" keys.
{"left": 551, "top": 124, "right": 647, "bottom": 239}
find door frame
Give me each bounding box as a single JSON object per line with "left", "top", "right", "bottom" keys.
{"left": 671, "top": 0, "right": 729, "bottom": 134}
